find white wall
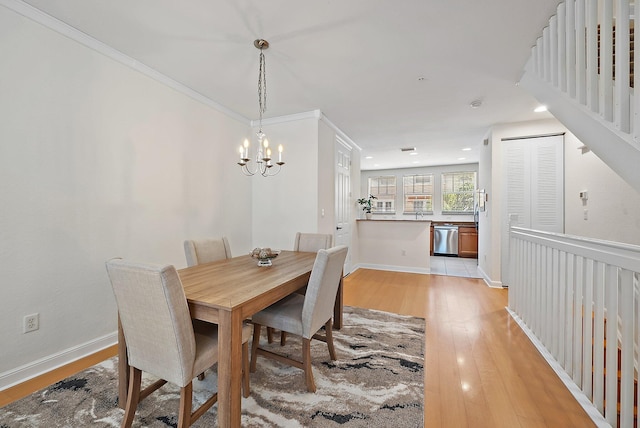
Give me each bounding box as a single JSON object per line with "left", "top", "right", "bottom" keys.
{"left": 564, "top": 135, "right": 640, "bottom": 244}
{"left": 482, "top": 118, "right": 640, "bottom": 286}
{"left": 360, "top": 164, "right": 478, "bottom": 222}
{"left": 477, "top": 133, "right": 493, "bottom": 282}
{"left": 0, "top": 8, "right": 252, "bottom": 381}
{"left": 250, "top": 116, "right": 319, "bottom": 251}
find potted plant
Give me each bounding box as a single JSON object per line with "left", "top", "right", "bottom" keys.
{"left": 357, "top": 194, "right": 377, "bottom": 219}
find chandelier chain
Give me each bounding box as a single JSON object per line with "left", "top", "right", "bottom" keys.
{"left": 258, "top": 48, "right": 267, "bottom": 130}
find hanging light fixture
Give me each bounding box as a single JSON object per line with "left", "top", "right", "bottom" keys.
{"left": 237, "top": 39, "right": 285, "bottom": 176}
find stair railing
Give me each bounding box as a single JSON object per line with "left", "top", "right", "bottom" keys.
{"left": 508, "top": 226, "right": 640, "bottom": 427}
{"left": 519, "top": 0, "right": 640, "bottom": 194}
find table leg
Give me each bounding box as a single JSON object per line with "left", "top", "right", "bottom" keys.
{"left": 117, "top": 315, "right": 129, "bottom": 409}
{"left": 217, "top": 309, "right": 244, "bottom": 428}
{"left": 333, "top": 274, "right": 344, "bottom": 329}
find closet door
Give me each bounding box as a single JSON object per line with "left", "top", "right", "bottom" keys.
{"left": 501, "top": 134, "right": 564, "bottom": 284}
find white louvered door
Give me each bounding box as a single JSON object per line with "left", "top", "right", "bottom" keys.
{"left": 501, "top": 134, "right": 564, "bottom": 285}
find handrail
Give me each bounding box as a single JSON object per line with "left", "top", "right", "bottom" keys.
{"left": 508, "top": 226, "right": 640, "bottom": 427}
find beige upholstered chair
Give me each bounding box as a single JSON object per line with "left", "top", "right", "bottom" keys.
{"left": 293, "top": 232, "right": 333, "bottom": 253}
{"left": 250, "top": 245, "right": 348, "bottom": 392}
{"left": 106, "top": 259, "right": 251, "bottom": 428}
{"left": 270, "top": 232, "right": 335, "bottom": 345}
{"left": 183, "top": 237, "right": 232, "bottom": 266}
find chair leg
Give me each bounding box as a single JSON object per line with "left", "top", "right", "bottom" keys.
{"left": 325, "top": 320, "right": 337, "bottom": 361}
{"left": 280, "top": 331, "right": 287, "bottom": 346}
{"left": 242, "top": 341, "right": 250, "bottom": 398}
{"left": 267, "top": 327, "right": 274, "bottom": 343}
{"left": 122, "top": 366, "right": 142, "bottom": 428}
{"left": 177, "top": 382, "right": 193, "bottom": 428}
{"left": 250, "top": 324, "right": 262, "bottom": 372}
{"left": 302, "top": 338, "right": 316, "bottom": 392}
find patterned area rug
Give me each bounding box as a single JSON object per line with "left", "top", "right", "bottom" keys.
{"left": 0, "top": 306, "right": 424, "bottom": 427}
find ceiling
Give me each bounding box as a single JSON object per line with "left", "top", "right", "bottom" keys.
{"left": 21, "top": 0, "right": 558, "bottom": 170}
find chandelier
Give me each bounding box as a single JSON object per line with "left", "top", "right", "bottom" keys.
{"left": 237, "top": 39, "right": 285, "bottom": 176}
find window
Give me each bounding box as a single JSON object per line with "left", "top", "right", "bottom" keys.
{"left": 441, "top": 172, "right": 476, "bottom": 213}
{"left": 368, "top": 176, "right": 396, "bottom": 213}
{"left": 403, "top": 174, "right": 433, "bottom": 213}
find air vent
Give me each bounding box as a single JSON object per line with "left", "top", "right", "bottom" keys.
{"left": 400, "top": 147, "right": 416, "bottom": 152}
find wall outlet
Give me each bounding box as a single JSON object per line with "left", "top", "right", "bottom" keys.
{"left": 23, "top": 313, "right": 39, "bottom": 333}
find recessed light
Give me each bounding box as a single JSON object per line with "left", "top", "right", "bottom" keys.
{"left": 412, "top": 161, "right": 419, "bottom": 164}
{"left": 462, "top": 147, "right": 472, "bottom": 151}
{"left": 458, "top": 157, "right": 466, "bottom": 161}
{"left": 534, "top": 105, "right": 548, "bottom": 113}
{"left": 365, "top": 156, "right": 373, "bottom": 159}
{"left": 470, "top": 99, "right": 482, "bottom": 109}
{"left": 409, "top": 152, "right": 418, "bottom": 156}
{"left": 373, "top": 164, "right": 380, "bottom": 167}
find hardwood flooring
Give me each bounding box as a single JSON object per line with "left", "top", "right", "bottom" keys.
{"left": 344, "top": 269, "right": 596, "bottom": 428}
{"left": 2, "top": 268, "right": 596, "bottom": 427}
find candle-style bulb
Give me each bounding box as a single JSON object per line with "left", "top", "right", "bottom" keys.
{"left": 278, "top": 144, "right": 283, "bottom": 153}
{"left": 263, "top": 138, "right": 269, "bottom": 148}
{"left": 243, "top": 139, "right": 249, "bottom": 149}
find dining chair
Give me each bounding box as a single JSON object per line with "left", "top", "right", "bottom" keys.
{"left": 293, "top": 232, "right": 333, "bottom": 252}
{"left": 105, "top": 259, "right": 252, "bottom": 428}
{"left": 270, "top": 232, "right": 335, "bottom": 346}
{"left": 250, "top": 245, "right": 348, "bottom": 392}
{"left": 183, "top": 236, "right": 232, "bottom": 266}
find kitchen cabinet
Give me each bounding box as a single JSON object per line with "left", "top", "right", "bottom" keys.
{"left": 458, "top": 226, "right": 478, "bottom": 258}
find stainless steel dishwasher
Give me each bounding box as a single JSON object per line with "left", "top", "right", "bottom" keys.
{"left": 433, "top": 225, "right": 459, "bottom": 256}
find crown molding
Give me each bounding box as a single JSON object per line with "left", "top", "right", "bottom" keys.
{"left": 319, "top": 113, "right": 362, "bottom": 152}
{"left": 250, "top": 110, "right": 322, "bottom": 127}
{"left": 1, "top": 0, "right": 250, "bottom": 126}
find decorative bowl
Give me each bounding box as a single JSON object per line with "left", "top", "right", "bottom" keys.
{"left": 250, "top": 248, "right": 281, "bottom": 266}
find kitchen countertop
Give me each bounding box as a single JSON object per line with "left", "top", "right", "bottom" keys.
{"left": 356, "top": 219, "right": 430, "bottom": 222}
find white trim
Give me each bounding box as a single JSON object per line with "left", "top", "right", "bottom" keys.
{"left": 251, "top": 110, "right": 321, "bottom": 127}
{"left": 476, "top": 265, "right": 503, "bottom": 288}
{"left": 0, "top": 0, "right": 249, "bottom": 126}
{"left": 506, "top": 308, "right": 612, "bottom": 428}
{"left": 319, "top": 113, "right": 362, "bottom": 151}
{"left": 0, "top": 332, "right": 117, "bottom": 391}
{"left": 353, "top": 263, "right": 429, "bottom": 275}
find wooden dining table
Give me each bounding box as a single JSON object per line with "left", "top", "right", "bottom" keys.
{"left": 117, "top": 250, "right": 344, "bottom": 427}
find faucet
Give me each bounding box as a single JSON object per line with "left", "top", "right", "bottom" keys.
{"left": 415, "top": 211, "right": 424, "bottom": 220}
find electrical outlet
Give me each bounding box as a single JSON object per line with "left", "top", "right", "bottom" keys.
{"left": 23, "top": 313, "right": 39, "bottom": 333}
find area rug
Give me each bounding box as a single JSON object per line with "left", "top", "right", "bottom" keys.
{"left": 0, "top": 306, "right": 424, "bottom": 427}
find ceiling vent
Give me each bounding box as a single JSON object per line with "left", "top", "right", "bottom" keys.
{"left": 400, "top": 147, "right": 416, "bottom": 152}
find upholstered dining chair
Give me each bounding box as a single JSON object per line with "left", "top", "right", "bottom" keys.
{"left": 293, "top": 232, "right": 333, "bottom": 253}
{"left": 250, "top": 245, "right": 348, "bottom": 393}
{"left": 270, "top": 232, "right": 335, "bottom": 345}
{"left": 105, "top": 259, "right": 252, "bottom": 428}
{"left": 183, "top": 236, "right": 232, "bottom": 266}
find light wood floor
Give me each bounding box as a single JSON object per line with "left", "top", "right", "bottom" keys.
{"left": 2, "top": 269, "right": 595, "bottom": 427}
{"left": 344, "top": 269, "right": 596, "bottom": 428}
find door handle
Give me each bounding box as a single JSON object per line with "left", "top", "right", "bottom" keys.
{"left": 336, "top": 226, "right": 343, "bottom": 230}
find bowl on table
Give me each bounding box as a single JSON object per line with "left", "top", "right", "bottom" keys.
{"left": 250, "top": 248, "right": 281, "bottom": 266}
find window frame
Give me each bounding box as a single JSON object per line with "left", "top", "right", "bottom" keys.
{"left": 402, "top": 174, "right": 434, "bottom": 214}
{"left": 441, "top": 171, "right": 476, "bottom": 214}
{"left": 367, "top": 175, "right": 396, "bottom": 214}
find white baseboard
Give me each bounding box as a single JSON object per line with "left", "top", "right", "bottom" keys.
{"left": 0, "top": 332, "right": 117, "bottom": 391}
{"left": 353, "top": 263, "right": 430, "bottom": 275}
{"left": 477, "top": 265, "right": 503, "bottom": 288}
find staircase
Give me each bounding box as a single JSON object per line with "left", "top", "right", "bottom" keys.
{"left": 519, "top": 0, "right": 640, "bottom": 194}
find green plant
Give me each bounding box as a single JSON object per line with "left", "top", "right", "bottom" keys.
{"left": 357, "top": 194, "right": 377, "bottom": 214}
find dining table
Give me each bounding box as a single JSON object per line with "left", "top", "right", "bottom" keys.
{"left": 117, "top": 250, "right": 344, "bottom": 427}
